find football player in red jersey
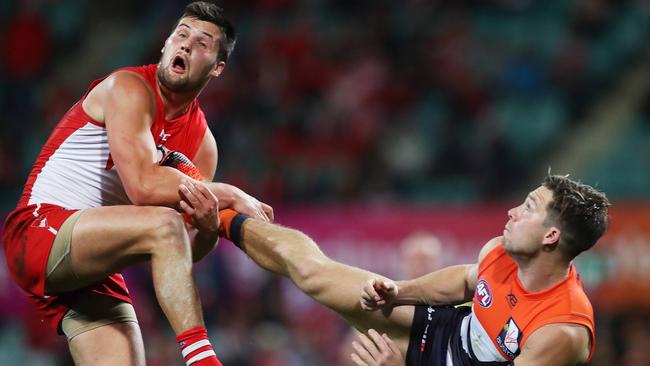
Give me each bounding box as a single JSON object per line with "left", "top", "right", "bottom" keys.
{"left": 2, "top": 2, "right": 271, "bottom": 365}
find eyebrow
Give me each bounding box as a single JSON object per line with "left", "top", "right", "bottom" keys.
{"left": 526, "top": 193, "right": 539, "bottom": 207}
{"left": 178, "top": 23, "right": 215, "bottom": 40}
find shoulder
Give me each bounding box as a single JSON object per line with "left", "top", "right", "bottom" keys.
{"left": 517, "top": 323, "right": 590, "bottom": 366}
{"left": 83, "top": 70, "right": 155, "bottom": 123}
{"left": 96, "top": 70, "right": 157, "bottom": 122}
{"left": 478, "top": 236, "right": 503, "bottom": 263}
{"left": 466, "top": 236, "right": 504, "bottom": 291}
{"left": 104, "top": 71, "right": 154, "bottom": 101}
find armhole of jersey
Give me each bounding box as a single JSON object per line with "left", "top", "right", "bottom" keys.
{"left": 478, "top": 243, "right": 505, "bottom": 274}
{"left": 522, "top": 315, "right": 595, "bottom": 364}
{"left": 80, "top": 68, "right": 157, "bottom": 128}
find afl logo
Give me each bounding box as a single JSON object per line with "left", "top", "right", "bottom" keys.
{"left": 476, "top": 279, "right": 493, "bottom": 308}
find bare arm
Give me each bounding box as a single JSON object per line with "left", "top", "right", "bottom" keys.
{"left": 514, "top": 324, "right": 591, "bottom": 366}
{"left": 92, "top": 72, "right": 273, "bottom": 222}
{"left": 185, "top": 128, "right": 220, "bottom": 260}
{"left": 192, "top": 126, "right": 274, "bottom": 221}
{"left": 361, "top": 237, "right": 501, "bottom": 309}
{"left": 392, "top": 264, "right": 475, "bottom": 306}
{"left": 397, "top": 236, "right": 501, "bottom": 304}
{"left": 99, "top": 71, "right": 202, "bottom": 206}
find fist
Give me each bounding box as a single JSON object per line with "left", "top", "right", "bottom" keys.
{"left": 360, "top": 278, "right": 399, "bottom": 311}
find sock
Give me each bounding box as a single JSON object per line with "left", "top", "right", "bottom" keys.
{"left": 176, "top": 327, "right": 222, "bottom": 366}
{"left": 218, "top": 209, "right": 250, "bottom": 248}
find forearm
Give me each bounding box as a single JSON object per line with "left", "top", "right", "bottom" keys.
{"left": 205, "top": 182, "right": 236, "bottom": 208}
{"left": 188, "top": 226, "right": 219, "bottom": 262}
{"left": 130, "top": 165, "right": 200, "bottom": 207}
{"left": 394, "top": 265, "right": 474, "bottom": 306}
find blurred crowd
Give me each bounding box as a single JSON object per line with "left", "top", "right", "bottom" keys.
{"left": 2, "top": 0, "right": 650, "bottom": 365}
{"left": 2, "top": 0, "right": 650, "bottom": 208}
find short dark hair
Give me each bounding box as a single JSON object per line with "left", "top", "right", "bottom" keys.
{"left": 542, "top": 175, "right": 610, "bottom": 259}
{"left": 178, "top": 1, "right": 236, "bottom": 62}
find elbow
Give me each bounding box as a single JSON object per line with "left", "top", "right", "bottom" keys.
{"left": 128, "top": 192, "right": 147, "bottom": 206}
{"left": 126, "top": 183, "right": 156, "bottom": 206}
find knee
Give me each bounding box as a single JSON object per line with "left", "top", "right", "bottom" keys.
{"left": 147, "top": 208, "right": 189, "bottom": 253}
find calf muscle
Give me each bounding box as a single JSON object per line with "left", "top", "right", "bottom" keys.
{"left": 239, "top": 219, "right": 414, "bottom": 353}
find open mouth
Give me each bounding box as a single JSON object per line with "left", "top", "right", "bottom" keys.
{"left": 172, "top": 55, "right": 187, "bottom": 73}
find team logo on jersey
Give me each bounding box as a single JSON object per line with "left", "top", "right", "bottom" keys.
{"left": 506, "top": 291, "right": 518, "bottom": 308}
{"left": 159, "top": 129, "right": 171, "bottom": 142}
{"left": 495, "top": 317, "right": 523, "bottom": 359}
{"left": 475, "top": 279, "right": 493, "bottom": 308}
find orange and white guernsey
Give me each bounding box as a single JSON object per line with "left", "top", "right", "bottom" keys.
{"left": 459, "top": 244, "right": 595, "bottom": 364}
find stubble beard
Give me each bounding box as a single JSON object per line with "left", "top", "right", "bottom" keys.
{"left": 157, "top": 61, "right": 215, "bottom": 93}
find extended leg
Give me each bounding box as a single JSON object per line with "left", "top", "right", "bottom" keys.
{"left": 236, "top": 218, "right": 414, "bottom": 353}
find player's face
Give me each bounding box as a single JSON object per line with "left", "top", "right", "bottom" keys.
{"left": 503, "top": 186, "right": 556, "bottom": 256}
{"left": 158, "top": 17, "right": 225, "bottom": 93}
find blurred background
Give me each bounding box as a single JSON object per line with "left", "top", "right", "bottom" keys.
{"left": 1, "top": 0, "right": 650, "bottom": 364}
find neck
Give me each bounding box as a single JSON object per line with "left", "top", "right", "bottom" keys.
{"left": 155, "top": 76, "right": 203, "bottom": 120}
{"left": 512, "top": 253, "right": 572, "bottom": 293}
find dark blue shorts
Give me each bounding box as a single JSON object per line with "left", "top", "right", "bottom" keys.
{"left": 406, "top": 305, "right": 510, "bottom": 366}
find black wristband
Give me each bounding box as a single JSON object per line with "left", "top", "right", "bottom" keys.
{"left": 230, "top": 213, "right": 250, "bottom": 249}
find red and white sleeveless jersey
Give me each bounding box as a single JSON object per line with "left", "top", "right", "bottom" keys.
{"left": 18, "top": 64, "right": 208, "bottom": 210}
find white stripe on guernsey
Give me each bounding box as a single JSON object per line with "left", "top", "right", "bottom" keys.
{"left": 29, "top": 122, "right": 130, "bottom": 209}
{"left": 48, "top": 227, "right": 58, "bottom": 235}
{"left": 461, "top": 308, "right": 508, "bottom": 362}
{"left": 186, "top": 350, "right": 216, "bottom": 365}
{"left": 182, "top": 339, "right": 211, "bottom": 358}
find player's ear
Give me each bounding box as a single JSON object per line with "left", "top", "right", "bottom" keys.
{"left": 541, "top": 226, "right": 560, "bottom": 251}
{"left": 210, "top": 61, "right": 226, "bottom": 78}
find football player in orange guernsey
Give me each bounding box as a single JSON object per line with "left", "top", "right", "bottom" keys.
{"left": 214, "top": 174, "right": 608, "bottom": 366}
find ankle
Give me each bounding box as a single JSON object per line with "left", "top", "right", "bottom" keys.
{"left": 176, "top": 327, "right": 222, "bottom": 366}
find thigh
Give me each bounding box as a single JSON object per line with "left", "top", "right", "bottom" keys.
{"left": 68, "top": 319, "right": 145, "bottom": 366}
{"left": 68, "top": 205, "right": 186, "bottom": 288}
{"left": 61, "top": 291, "right": 139, "bottom": 340}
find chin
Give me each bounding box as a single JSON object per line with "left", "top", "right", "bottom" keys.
{"left": 502, "top": 237, "right": 514, "bottom": 252}
{"left": 162, "top": 74, "right": 193, "bottom": 92}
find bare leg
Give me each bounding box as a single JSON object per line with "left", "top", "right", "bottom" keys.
{"left": 68, "top": 205, "right": 203, "bottom": 332}
{"left": 238, "top": 219, "right": 414, "bottom": 353}
{"left": 57, "top": 205, "right": 206, "bottom": 364}
{"left": 68, "top": 322, "right": 145, "bottom": 366}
